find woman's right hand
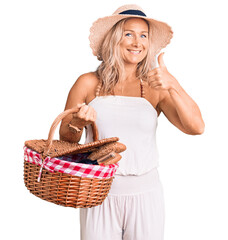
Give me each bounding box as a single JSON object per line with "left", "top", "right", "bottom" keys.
{"left": 70, "top": 103, "right": 97, "bottom": 129}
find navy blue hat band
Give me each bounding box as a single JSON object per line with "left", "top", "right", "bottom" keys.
{"left": 119, "top": 9, "right": 147, "bottom": 17}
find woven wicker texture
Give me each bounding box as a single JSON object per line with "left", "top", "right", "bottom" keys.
{"left": 24, "top": 105, "right": 126, "bottom": 208}
{"left": 24, "top": 105, "right": 120, "bottom": 159}
{"left": 25, "top": 137, "right": 119, "bottom": 159}
{"left": 88, "top": 142, "right": 126, "bottom": 160}
{"left": 24, "top": 161, "right": 113, "bottom": 208}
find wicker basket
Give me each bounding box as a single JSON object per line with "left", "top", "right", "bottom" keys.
{"left": 24, "top": 105, "right": 126, "bottom": 208}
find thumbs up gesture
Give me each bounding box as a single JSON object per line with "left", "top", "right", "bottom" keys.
{"left": 147, "top": 52, "right": 178, "bottom": 91}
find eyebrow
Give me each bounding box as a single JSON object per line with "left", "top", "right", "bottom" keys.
{"left": 124, "top": 30, "right": 148, "bottom": 33}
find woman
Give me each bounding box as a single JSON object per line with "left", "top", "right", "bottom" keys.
{"left": 59, "top": 4, "right": 205, "bottom": 240}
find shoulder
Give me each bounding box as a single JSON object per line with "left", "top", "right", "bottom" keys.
{"left": 64, "top": 72, "right": 99, "bottom": 105}
{"left": 73, "top": 71, "right": 99, "bottom": 88}
{"left": 70, "top": 72, "right": 100, "bottom": 104}
{"left": 69, "top": 72, "right": 99, "bottom": 96}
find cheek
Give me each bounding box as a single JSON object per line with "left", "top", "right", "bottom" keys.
{"left": 145, "top": 44, "right": 149, "bottom": 52}
{"left": 143, "top": 43, "right": 149, "bottom": 54}
{"left": 120, "top": 38, "right": 131, "bottom": 47}
{"left": 144, "top": 40, "right": 149, "bottom": 48}
{"left": 119, "top": 42, "right": 125, "bottom": 51}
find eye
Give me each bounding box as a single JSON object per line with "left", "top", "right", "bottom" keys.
{"left": 125, "top": 33, "right": 132, "bottom": 37}
{"left": 141, "top": 34, "right": 147, "bottom": 38}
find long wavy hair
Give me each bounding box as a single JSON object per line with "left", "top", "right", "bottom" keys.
{"left": 95, "top": 17, "right": 156, "bottom": 95}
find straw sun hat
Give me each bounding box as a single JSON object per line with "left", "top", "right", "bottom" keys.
{"left": 89, "top": 4, "right": 173, "bottom": 61}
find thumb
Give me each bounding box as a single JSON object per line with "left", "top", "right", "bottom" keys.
{"left": 157, "top": 52, "right": 166, "bottom": 68}
{"left": 73, "top": 103, "right": 86, "bottom": 117}
{"left": 77, "top": 102, "right": 86, "bottom": 108}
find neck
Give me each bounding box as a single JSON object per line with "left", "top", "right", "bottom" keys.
{"left": 119, "top": 63, "right": 138, "bottom": 84}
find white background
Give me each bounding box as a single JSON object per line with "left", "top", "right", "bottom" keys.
{"left": 1, "top": 0, "right": 228, "bottom": 239}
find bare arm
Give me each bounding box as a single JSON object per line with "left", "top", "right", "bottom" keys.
{"left": 148, "top": 52, "right": 205, "bottom": 135}
{"left": 158, "top": 84, "right": 205, "bottom": 135}
{"left": 59, "top": 73, "right": 97, "bottom": 143}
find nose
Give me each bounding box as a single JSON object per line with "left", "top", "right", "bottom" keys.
{"left": 132, "top": 36, "right": 142, "bottom": 48}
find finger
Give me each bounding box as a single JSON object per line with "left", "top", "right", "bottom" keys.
{"left": 157, "top": 52, "right": 166, "bottom": 68}
{"left": 73, "top": 104, "right": 88, "bottom": 116}
{"left": 149, "top": 72, "right": 162, "bottom": 81}
{"left": 91, "top": 109, "right": 97, "bottom": 122}
{"left": 148, "top": 76, "right": 158, "bottom": 84}
{"left": 77, "top": 102, "right": 86, "bottom": 107}
{"left": 148, "top": 77, "right": 161, "bottom": 86}
{"left": 148, "top": 67, "right": 159, "bottom": 76}
{"left": 84, "top": 107, "right": 95, "bottom": 121}
{"left": 150, "top": 82, "right": 162, "bottom": 88}
{"left": 72, "top": 103, "right": 86, "bottom": 116}
{"left": 76, "top": 105, "right": 89, "bottom": 118}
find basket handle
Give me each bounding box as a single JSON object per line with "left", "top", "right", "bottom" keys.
{"left": 43, "top": 104, "right": 99, "bottom": 157}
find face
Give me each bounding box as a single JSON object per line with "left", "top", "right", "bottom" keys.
{"left": 119, "top": 18, "right": 149, "bottom": 66}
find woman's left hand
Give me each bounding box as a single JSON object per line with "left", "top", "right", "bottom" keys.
{"left": 147, "top": 52, "right": 178, "bottom": 91}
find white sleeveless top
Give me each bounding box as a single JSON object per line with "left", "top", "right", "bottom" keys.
{"left": 84, "top": 82, "right": 159, "bottom": 176}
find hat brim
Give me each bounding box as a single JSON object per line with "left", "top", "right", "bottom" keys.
{"left": 89, "top": 14, "right": 173, "bottom": 59}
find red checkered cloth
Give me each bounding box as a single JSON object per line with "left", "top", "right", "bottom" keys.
{"left": 24, "top": 146, "right": 119, "bottom": 180}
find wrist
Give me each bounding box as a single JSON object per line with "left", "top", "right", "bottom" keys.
{"left": 168, "top": 78, "right": 181, "bottom": 93}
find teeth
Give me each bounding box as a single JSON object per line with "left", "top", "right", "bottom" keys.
{"left": 128, "top": 50, "right": 141, "bottom": 54}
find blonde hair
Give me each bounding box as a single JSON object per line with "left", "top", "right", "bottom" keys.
{"left": 95, "top": 17, "right": 156, "bottom": 96}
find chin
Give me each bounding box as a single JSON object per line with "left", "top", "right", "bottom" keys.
{"left": 124, "top": 58, "right": 145, "bottom": 65}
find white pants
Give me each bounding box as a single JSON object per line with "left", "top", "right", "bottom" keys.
{"left": 80, "top": 168, "right": 165, "bottom": 240}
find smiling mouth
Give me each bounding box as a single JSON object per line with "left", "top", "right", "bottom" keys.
{"left": 127, "top": 49, "right": 142, "bottom": 55}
